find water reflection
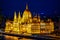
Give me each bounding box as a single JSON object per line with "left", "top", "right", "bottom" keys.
{"left": 5, "top": 36, "right": 33, "bottom": 40}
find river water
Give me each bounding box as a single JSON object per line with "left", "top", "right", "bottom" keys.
{"left": 0, "top": 36, "right": 34, "bottom": 40}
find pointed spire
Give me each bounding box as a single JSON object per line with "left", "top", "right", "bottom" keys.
{"left": 14, "top": 11, "right": 17, "bottom": 22}
{"left": 18, "top": 11, "right": 21, "bottom": 19}
{"left": 14, "top": 11, "right": 17, "bottom": 20}
{"left": 18, "top": 11, "right": 21, "bottom": 23}
{"left": 26, "top": 4, "right": 28, "bottom": 9}
{"left": 35, "top": 13, "right": 38, "bottom": 17}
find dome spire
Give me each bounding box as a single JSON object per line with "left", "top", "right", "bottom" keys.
{"left": 26, "top": 4, "right": 28, "bottom": 9}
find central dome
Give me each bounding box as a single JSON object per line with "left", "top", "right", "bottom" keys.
{"left": 23, "top": 4, "right": 32, "bottom": 19}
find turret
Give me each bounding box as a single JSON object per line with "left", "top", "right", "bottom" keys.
{"left": 18, "top": 11, "right": 21, "bottom": 23}
{"left": 14, "top": 11, "right": 17, "bottom": 22}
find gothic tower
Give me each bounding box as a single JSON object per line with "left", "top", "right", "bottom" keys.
{"left": 13, "top": 11, "right": 17, "bottom": 23}
{"left": 18, "top": 11, "right": 21, "bottom": 23}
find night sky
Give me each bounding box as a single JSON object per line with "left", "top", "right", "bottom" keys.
{"left": 0, "top": 0, "right": 60, "bottom": 18}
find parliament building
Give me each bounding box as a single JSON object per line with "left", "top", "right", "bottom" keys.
{"left": 5, "top": 4, "right": 54, "bottom": 35}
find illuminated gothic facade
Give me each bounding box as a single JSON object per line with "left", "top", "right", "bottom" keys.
{"left": 5, "top": 4, "right": 54, "bottom": 35}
